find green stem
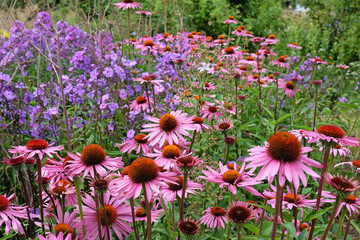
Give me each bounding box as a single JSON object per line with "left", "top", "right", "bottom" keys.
{"left": 142, "top": 183, "right": 152, "bottom": 240}
{"left": 179, "top": 170, "right": 189, "bottom": 221}
{"left": 161, "top": 197, "right": 172, "bottom": 240}
{"left": 129, "top": 197, "right": 140, "bottom": 240}
{"left": 336, "top": 207, "right": 346, "bottom": 240}
{"left": 271, "top": 182, "right": 283, "bottom": 240}
{"left": 308, "top": 146, "right": 331, "bottom": 240}
{"left": 224, "top": 193, "right": 234, "bottom": 240}
{"left": 74, "top": 177, "right": 86, "bottom": 237}
{"left": 322, "top": 196, "right": 342, "bottom": 240}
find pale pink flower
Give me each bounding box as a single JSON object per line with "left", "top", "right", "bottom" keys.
{"left": 74, "top": 193, "right": 132, "bottom": 240}
{"left": 129, "top": 95, "right": 153, "bottom": 112}
{"left": 0, "top": 193, "right": 28, "bottom": 235}
{"left": 162, "top": 175, "right": 202, "bottom": 202}
{"left": 191, "top": 116, "right": 212, "bottom": 133}
{"left": 335, "top": 159, "right": 360, "bottom": 173}
{"left": 279, "top": 79, "right": 300, "bottom": 98}
{"left": 271, "top": 56, "right": 289, "bottom": 68}
{"left": 109, "top": 157, "right": 176, "bottom": 200}
{"left": 117, "top": 133, "right": 152, "bottom": 154}
{"left": 200, "top": 162, "right": 262, "bottom": 196}
{"left": 224, "top": 16, "right": 237, "bottom": 25}
{"left": 141, "top": 110, "right": 196, "bottom": 147}
{"left": 302, "top": 125, "right": 359, "bottom": 146}
{"left": 245, "top": 132, "right": 321, "bottom": 190}
{"left": 325, "top": 173, "right": 359, "bottom": 193}
{"left": 308, "top": 57, "right": 328, "bottom": 65}
{"left": 114, "top": 0, "right": 141, "bottom": 10}
{"left": 201, "top": 104, "right": 223, "bottom": 121}
{"left": 227, "top": 201, "right": 255, "bottom": 223}
{"left": 199, "top": 207, "right": 227, "bottom": 229}
{"left": 287, "top": 43, "right": 302, "bottom": 49}
{"left": 336, "top": 64, "right": 349, "bottom": 70}
{"left": 65, "top": 144, "right": 124, "bottom": 178}
{"left": 9, "top": 139, "right": 64, "bottom": 160}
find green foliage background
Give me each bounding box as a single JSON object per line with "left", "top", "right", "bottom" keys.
{"left": 3, "top": 0, "right": 360, "bottom": 63}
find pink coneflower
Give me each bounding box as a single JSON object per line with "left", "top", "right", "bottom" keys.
{"left": 9, "top": 139, "right": 64, "bottom": 160}
{"left": 135, "top": 206, "right": 163, "bottom": 222}
{"left": 308, "top": 57, "right": 328, "bottom": 65}
{"left": 227, "top": 201, "right": 255, "bottom": 223}
{"left": 279, "top": 80, "right": 300, "bottom": 98}
{"left": 109, "top": 157, "right": 176, "bottom": 200}
{"left": 145, "top": 144, "right": 182, "bottom": 169}
{"left": 335, "top": 159, "right": 360, "bottom": 173}
{"left": 201, "top": 104, "right": 223, "bottom": 121}
{"left": 46, "top": 179, "right": 77, "bottom": 207}
{"left": 271, "top": 56, "right": 289, "bottom": 68}
{"left": 325, "top": 173, "right": 359, "bottom": 193}
{"left": 136, "top": 39, "right": 160, "bottom": 54}
{"left": 176, "top": 154, "right": 203, "bottom": 168}
{"left": 200, "top": 162, "right": 262, "bottom": 196}
{"left": 129, "top": 95, "right": 153, "bottom": 112}
{"left": 66, "top": 144, "right": 124, "bottom": 178}
{"left": 261, "top": 34, "right": 280, "bottom": 45}
{"left": 114, "top": 0, "right": 142, "bottom": 10}
{"left": 336, "top": 194, "right": 360, "bottom": 216}
{"left": 199, "top": 207, "right": 227, "bottom": 229}
{"left": 214, "top": 118, "right": 234, "bottom": 132}
{"left": 289, "top": 130, "right": 310, "bottom": 141}
{"left": 1, "top": 155, "right": 25, "bottom": 168}
{"left": 302, "top": 125, "right": 359, "bottom": 146}
{"left": 117, "top": 133, "right": 152, "bottom": 154}
{"left": 74, "top": 193, "right": 132, "bottom": 240}
{"left": 0, "top": 193, "right": 28, "bottom": 235}
{"left": 319, "top": 143, "right": 351, "bottom": 157}
{"left": 250, "top": 37, "right": 265, "bottom": 43}
{"left": 224, "top": 16, "right": 237, "bottom": 25}
{"left": 192, "top": 116, "right": 212, "bottom": 133}
{"left": 162, "top": 176, "right": 202, "bottom": 202}
{"left": 264, "top": 185, "right": 318, "bottom": 217}
{"left": 133, "top": 76, "right": 164, "bottom": 86}
{"left": 336, "top": 64, "right": 349, "bottom": 70}
{"left": 135, "top": 10, "right": 152, "bottom": 15}
{"left": 203, "top": 82, "right": 216, "bottom": 90}
{"left": 41, "top": 205, "right": 78, "bottom": 238}
{"left": 239, "top": 56, "right": 257, "bottom": 66}
{"left": 157, "top": 32, "right": 174, "bottom": 42}
{"left": 240, "top": 30, "right": 254, "bottom": 37}
{"left": 178, "top": 218, "right": 200, "bottom": 235}
{"left": 287, "top": 42, "right": 302, "bottom": 49}
{"left": 38, "top": 232, "right": 74, "bottom": 240}
{"left": 245, "top": 132, "right": 322, "bottom": 190}
{"left": 141, "top": 110, "right": 195, "bottom": 147}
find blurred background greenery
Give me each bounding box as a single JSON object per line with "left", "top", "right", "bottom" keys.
{"left": 1, "top": 0, "right": 360, "bottom": 63}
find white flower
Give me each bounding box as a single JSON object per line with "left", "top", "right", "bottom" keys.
{"left": 197, "top": 63, "right": 212, "bottom": 72}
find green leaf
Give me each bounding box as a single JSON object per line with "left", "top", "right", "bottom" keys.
{"left": 244, "top": 223, "right": 260, "bottom": 234}
{"left": 303, "top": 207, "right": 332, "bottom": 222}
{"left": 298, "top": 229, "right": 309, "bottom": 240}
{"left": 283, "top": 222, "right": 297, "bottom": 238}
{"left": 351, "top": 220, "right": 360, "bottom": 234}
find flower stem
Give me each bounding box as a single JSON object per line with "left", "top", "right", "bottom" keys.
{"left": 161, "top": 197, "right": 172, "bottom": 240}
{"left": 36, "top": 157, "right": 45, "bottom": 234}
{"left": 151, "top": 84, "right": 157, "bottom": 114}
{"left": 313, "top": 87, "right": 318, "bottom": 130}
{"left": 343, "top": 214, "right": 352, "bottom": 240}
{"left": 321, "top": 196, "right": 342, "bottom": 240}
{"left": 188, "top": 130, "right": 197, "bottom": 153}
{"left": 145, "top": 83, "right": 152, "bottom": 114}
{"left": 99, "top": 193, "right": 111, "bottom": 240}
{"left": 142, "top": 182, "right": 152, "bottom": 240}
{"left": 179, "top": 170, "right": 189, "bottom": 221}
{"left": 74, "top": 177, "right": 86, "bottom": 237}
{"left": 130, "top": 197, "right": 140, "bottom": 240}
{"left": 274, "top": 77, "right": 279, "bottom": 133}
{"left": 224, "top": 193, "right": 234, "bottom": 240}
{"left": 237, "top": 224, "right": 242, "bottom": 240}
{"left": 308, "top": 146, "right": 331, "bottom": 240}
{"left": 336, "top": 207, "right": 346, "bottom": 240}
{"left": 271, "top": 181, "right": 283, "bottom": 240}
{"left": 94, "top": 192, "right": 103, "bottom": 240}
